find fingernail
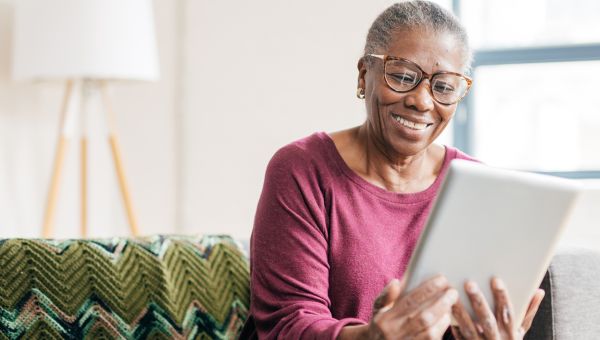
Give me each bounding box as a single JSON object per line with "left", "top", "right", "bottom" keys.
{"left": 422, "top": 311, "right": 435, "bottom": 325}
{"left": 465, "top": 281, "right": 478, "bottom": 294}
{"left": 434, "top": 275, "right": 447, "bottom": 287}
{"left": 476, "top": 323, "right": 484, "bottom": 334}
{"left": 463, "top": 329, "right": 473, "bottom": 338}
{"left": 385, "top": 279, "right": 396, "bottom": 291}
{"left": 493, "top": 277, "right": 505, "bottom": 290}
{"left": 445, "top": 289, "right": 459, "bottom": 304}
{"left": 502, "top": 306, "right": 511, "bottom": 325}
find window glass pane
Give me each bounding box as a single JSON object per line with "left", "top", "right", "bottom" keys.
{"left": 472, "top": 61, "right": 600, "bottom": 171}
{"left": 461, "top": 0, "right": 600, "bottom": 49}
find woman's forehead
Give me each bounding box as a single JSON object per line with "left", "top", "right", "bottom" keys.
{"left": 385, "top": 29, "right": 465, "bottom": 73}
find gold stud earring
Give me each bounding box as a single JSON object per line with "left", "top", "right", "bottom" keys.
{"left": 356, "top": 87, "right": 365, "bottom": 99}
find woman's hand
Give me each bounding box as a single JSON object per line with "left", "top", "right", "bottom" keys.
{"left": 450, "top": 278, "right": 545, "bottom": 340}
{"left": 364, "top": 275, "right": 459, "bottom": 340}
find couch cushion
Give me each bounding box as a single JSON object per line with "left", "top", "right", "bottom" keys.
{"left": 0, "top": 235, "right": 250, "bottom": 339}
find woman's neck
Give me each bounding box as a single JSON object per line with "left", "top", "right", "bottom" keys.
{"left": 351, "top": 124, "right": 440, "bottom": 193}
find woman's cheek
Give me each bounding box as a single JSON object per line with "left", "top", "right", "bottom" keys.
{"left": 377, "top": 88, "right": 402, "bottom": 106}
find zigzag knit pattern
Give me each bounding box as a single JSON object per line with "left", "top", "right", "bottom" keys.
{"left": 0, "top": 235, "right": 250, "bottom": 339}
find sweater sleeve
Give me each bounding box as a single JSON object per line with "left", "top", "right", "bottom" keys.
{"left": 249, "top": 146, "right": 366, "bottom": 339}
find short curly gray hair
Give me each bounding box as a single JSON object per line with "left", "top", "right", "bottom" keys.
{"left": 364, "top": 1, "right": 472, "bottom": 72}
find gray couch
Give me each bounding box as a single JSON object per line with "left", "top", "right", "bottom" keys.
{"left": 526, "top": 246, "right": 600, "bottom": 339}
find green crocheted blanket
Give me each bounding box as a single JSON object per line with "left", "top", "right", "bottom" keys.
{"left": 0, "top": 235, "right": 250, "bottom": 339}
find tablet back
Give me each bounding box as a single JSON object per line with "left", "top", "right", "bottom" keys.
{"left": 404, "top": 159, "right": 581, "bottom": 322}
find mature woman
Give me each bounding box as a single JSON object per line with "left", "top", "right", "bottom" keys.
{"left": 241, "top": 1, "right": 544, "bottom": 339}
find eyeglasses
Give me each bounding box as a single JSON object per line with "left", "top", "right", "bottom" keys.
{"left": 366, "top": 54, "right": 473, "bottom": 105}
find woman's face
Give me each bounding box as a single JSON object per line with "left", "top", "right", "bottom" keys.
{"left": 358, "top": 28, "right": 466, "bottom": 158}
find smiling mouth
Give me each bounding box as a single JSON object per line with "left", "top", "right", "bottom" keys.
{"left": 390, "top": 113, "right": 433, "bottom": 131}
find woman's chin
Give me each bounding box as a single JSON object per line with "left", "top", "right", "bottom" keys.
{"left": 386, "top": 128, "right": 433, "bottom": 155}
{"left": 386, "top": 137, "right": 430, "bottom": 158}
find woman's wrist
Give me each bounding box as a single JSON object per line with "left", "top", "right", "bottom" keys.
{"left": 337, "top": 324, "right": 370, "bottom": 340}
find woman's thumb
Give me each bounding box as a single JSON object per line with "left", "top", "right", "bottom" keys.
{"left": 372, "top": 278, "right": 402, "bottom": 316}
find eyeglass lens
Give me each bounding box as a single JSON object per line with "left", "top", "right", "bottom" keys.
{"left": 384, "top": 59, "right": 469, "bottom": 104}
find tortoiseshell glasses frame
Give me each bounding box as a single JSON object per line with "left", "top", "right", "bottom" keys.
{"left": 366, "top": 54, "right": 473, "bottom": 105}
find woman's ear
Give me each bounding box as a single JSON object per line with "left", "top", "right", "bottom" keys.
{"left": 357, "top": 58, "right": 367, "bottom": 90}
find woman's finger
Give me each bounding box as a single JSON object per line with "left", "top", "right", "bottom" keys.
{"left": 451, "top": 326, "right": 465, "bottom": 340}
{"left": 451, "top": 300, "right": 478, "bottom": 339}
{"left": 451, "top": 325, "right": 475, "bottom": 340}
{"left": 372, "top": 278, "right": 403, "bottom": 317}
{"left": 394, "top": 275, "right": 449, "bottom": 316}
{"left": 465, "top": 281, "right": 500, "bottom": 340}
{"left": 521, "top": 289, "right": 545, "bottom": 332}
{"left": 491, "top": 277, "right": 515, "bottom": 333}
{"left": 413, "top": 313, "right": 453, "bottom": 340}
{"left": 402, "top": 288, "right": 458, "bottom": 334}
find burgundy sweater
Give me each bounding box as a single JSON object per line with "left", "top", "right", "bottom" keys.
{"left": 243, "top": 132, "right": 475, "bottom": 339}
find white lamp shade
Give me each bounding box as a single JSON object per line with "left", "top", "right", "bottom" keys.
{"left": 12, "top": 0, "right": 160, "bottom": 81}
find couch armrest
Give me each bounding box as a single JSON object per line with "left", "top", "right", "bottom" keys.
{"left": 0, "top": 235, "right": 250, "bottom": 339}
{"left": 526, "top": 246, "right": 600, "bottom": 340}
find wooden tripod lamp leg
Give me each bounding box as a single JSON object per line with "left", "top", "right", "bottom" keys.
{"left": 42, "top": 80, "right": 75, "bottom": 238}
{"left": 81, "top": 135, "right": 88, "bottom": 237}
{"left": 79, "top": 81, "right": 93, "bottom": 238}
{"left": 100, "top": 82, "right": 140, "bottom": 237}
{"left": 108, "top": 135, "right": 140, "bottom": 236}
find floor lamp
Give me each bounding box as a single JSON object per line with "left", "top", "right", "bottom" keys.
{"left": 12, "top": 0, "right": 160, "bottom": 238}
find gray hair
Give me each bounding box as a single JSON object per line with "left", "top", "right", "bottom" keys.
{"left": 364, "top": 1, "right": 472, "bottom": 72}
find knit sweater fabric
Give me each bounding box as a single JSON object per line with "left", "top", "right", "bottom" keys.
{"left": 246, "top": 132, "right": 475, "bottom": 339}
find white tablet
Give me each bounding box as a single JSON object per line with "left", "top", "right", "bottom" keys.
{"left": 403, "top": 159, "right": 582, "bottom": 322}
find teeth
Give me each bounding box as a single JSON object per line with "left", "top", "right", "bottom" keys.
{"left": 392, "top": 114, "right": 428, "bottom": 130}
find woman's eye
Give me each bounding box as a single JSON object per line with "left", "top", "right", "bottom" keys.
{"left": 433, "top": 82, "right": 455, "bottom": 94}
{"left": 389, "top": 72, "right": 416, "bottom": 85}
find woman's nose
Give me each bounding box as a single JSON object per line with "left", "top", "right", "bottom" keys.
{"left": 404, "top": 80, "right": 435, "bottom": 112}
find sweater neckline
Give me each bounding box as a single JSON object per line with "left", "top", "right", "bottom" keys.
{"left": 316, "top": 131, "right": 455, "bottom": 203}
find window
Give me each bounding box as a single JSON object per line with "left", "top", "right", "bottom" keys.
{"left": 473, "top": 61, "right": 600, "bottom": 172}
{"left": 461, "top": 0, "right": 600, "bottom": 49}
{"left": 454, "top": 0, "right": 600, "bottom": 178}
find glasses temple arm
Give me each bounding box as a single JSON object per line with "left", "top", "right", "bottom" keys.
{"left": 366, "top": 54, "right": 385, "bottom": 60}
